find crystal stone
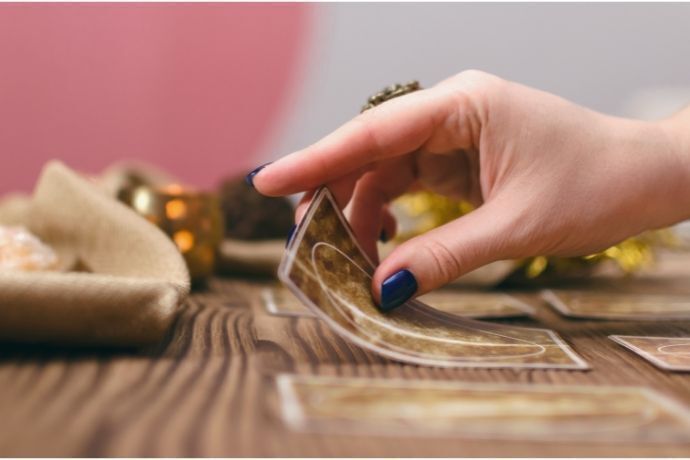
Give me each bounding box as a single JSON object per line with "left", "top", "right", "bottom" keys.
{"left": 0, "top": 226, "right": 58, "bottom": 271}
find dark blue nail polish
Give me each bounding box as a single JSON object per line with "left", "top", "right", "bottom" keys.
{"left": 379, "top": 230, "right": 388, "bottom": 243}
{"left": 245, "top": 162, "right": 271, "bottom": 187}
{"left": 380, "top": 269, "right": 417, "bottom": 312}
{"left": 285, "top": 224, "right": 297, "bottom": 247}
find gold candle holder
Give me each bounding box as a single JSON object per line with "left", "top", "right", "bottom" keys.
{"left": 120, "top": 184, "right": 224, "bottom": 282}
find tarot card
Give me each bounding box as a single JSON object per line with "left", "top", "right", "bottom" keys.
{"left": 278, "top": 187, "right": 587, "bottom": 369}
{"left": 543, "top": 290, "right": 690, "bottom": 321}
{"left": 276, "top": 374, "right": 690, "bottom": 443}
{"left": 263, "top": 285, "right": 533, "bottom": 320}
{"left": 610, "top": 335, "right": 690, "bottom": 371}
{"left": 419, "top": 290, "right": 535, "bottom": 319}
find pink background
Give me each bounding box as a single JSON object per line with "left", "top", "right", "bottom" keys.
{"left": 0, "top": 3, "right": 311, "bottom": 193}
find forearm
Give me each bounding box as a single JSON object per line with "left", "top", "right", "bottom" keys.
{"left": 663, "top": 105, "right": 690, "bottom": 159}
{"left": 659, "top": 105, "right": 690, "bottom": 222}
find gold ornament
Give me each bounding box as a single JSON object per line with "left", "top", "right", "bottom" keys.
{"left": 390, "top": 190, "right": 660, "bottom": 282}
{"left": 361, "top": 81, "right": 421, "bottom": 113}
{"left": 120, "top": 184, "right": 224, "bottom": 283}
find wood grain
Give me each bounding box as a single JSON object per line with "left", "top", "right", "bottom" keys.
{"left": 2, "top": 253, "right": 690, "bottom": 456}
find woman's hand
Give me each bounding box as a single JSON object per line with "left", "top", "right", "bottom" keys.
{"left": 250, "top": 70, "right": 690, "bottom": 310}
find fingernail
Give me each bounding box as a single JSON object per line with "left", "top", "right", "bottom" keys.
{"left": 379, "top": 230, "right": 388, "bottom": 243}
{"left": 380, "top": 269, "right": 417, "bottom": 312}
{"left": 285, "top": 224, "right": 296, "bottom": 247}
{"left": 245, "top": 162, "right": 271, "bottom": 187}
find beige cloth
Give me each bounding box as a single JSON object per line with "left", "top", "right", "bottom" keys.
{"left": 0, "top": 193, "right": 32, "bottom": 226}
{"left": 0, "top": 161, "right": 190, "bottom": 346}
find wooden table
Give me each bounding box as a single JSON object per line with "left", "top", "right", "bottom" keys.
{"left": 2, "top": 252, "right": 690, "bottom": 457}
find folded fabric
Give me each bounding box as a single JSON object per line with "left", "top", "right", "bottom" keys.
{"left": 0, "top": 161, "right": 190, "bottom": 346}
{"left": 0, "top": 193, "right": 32, "bottom": 227}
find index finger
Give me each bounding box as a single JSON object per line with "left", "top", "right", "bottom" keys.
{"left": 252, "top": 88, "right": 450, "bottom": 197}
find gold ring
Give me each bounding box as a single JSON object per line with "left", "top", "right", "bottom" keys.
{"left": 361, "top": 81, "right": 422, "bottom": 113}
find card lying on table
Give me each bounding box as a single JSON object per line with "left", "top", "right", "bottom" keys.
{"left": 610, "top": 335, "right": 690, "bottom": 372}
{"left": 419, "top": 290, "right": 535, "bottom": 318}
{"left": 542, "top": 290, "right": 690, "bottom": 321}
{"left": 262, "top": 285, "right": 318, "bottom": 318}
{"left": 262, "top": 285, "right": 534, "bottom": 319}
{"left": 276, "top": 374, "right": 690, "bottom": 442}
{"left": 278, "top": 187, "right": 587, "bottom": 369}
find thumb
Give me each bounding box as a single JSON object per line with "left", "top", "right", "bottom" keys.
{"left": 371, "top": 199, "right": 517, "bottom": 311}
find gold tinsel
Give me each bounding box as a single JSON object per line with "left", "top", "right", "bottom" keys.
{"left": 391, "top": 190, "right": 666, "bottom": 281}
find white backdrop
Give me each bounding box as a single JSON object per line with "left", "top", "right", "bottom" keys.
{"left": 264, "top": 3, "right": 690, "bottom": 162}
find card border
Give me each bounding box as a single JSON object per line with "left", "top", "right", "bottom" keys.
{"left": 419, "top": 291, "right": 536, "bottom": 319}
{"left": 610, "top": 334, "right": 690, "bottom": 372}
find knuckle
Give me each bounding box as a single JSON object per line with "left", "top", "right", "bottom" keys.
{"left": 421, "top": 239, "right": 463, "bottom": 285}
{"left": 457, "top": 68, "right": 492, "bottom": 82}
{"left": 350, "top": 113, "right": 386, "bottom": 160}
{"left": 443, "top": 70, "right": 508, "bottom": 130}
{"left": 455, "top": 69, "right": 504, "bottom": 92}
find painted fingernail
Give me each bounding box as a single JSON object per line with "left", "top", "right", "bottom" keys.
{"left": 379, "top": 230, "right": 388, "bottom": 243}
{"left": 380, "top": 269, "right": 417, "bottom": 312}
{"left": 244, "top": 162, "right": 271, "bottom": 187}
{"left": 285, "top": 224, "right": 296, "bottom": 247}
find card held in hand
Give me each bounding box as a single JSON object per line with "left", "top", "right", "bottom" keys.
{"left": 278, "top": 187, "right": 588, "bottom": 369}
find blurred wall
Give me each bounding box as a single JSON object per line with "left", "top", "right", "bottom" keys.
{"left": 269, "top": 3, "right": 690, "bottom": 163}
{"left": 2, "top": 3, "right": 690, "bottom": 194}
{"left": 0, "top": 3, "right": 311, "bottom": 193}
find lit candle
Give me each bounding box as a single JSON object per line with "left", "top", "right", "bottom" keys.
{"left": 120, "top": 184, "right": 224, "bottom": 283}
